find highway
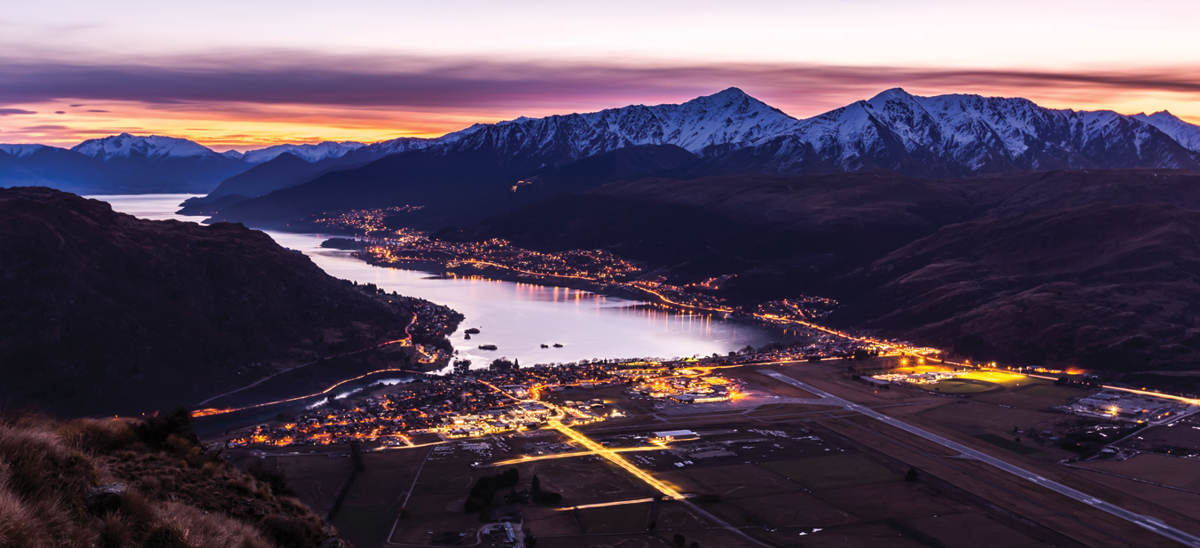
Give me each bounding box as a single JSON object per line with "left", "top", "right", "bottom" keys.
{"left": 196, "top": 314, "right": 418, "bottom": 409}
{"left": 482, "top": 381, "right": 774, "bottom": 547}
{"left": 759, "top": 370, "right": 1200, "bottom": 548}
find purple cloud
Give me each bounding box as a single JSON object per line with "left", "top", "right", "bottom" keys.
{"left": 1, "top": 55, "right": 1198, "bottom": 118}
{"left": 0, "top": 108, "right": 37, "bottom": 115}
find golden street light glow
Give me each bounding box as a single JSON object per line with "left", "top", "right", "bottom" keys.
{"left": 549, "top": 420, "right": 684, "bottom": 500}
{"left": 479, "top": 379, "right": 684, "bottom": 500}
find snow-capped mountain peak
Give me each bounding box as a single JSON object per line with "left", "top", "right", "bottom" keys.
{"left": 0, "top": 144, "right": 48, "bottom": 159}
{"left": 867, "top": 87, "right": 916, "bottom": 103}
{"left": 1132, "top": 111, "right": 1200, "bottom": 153}
{"left": 427, "top": 87, "right": 801, "bottom": 162}
{"left": 72, "top": 133, "right": 220, "bottom": 160}
{"left": 240, "top": 141, "right": 367, "bottom": 164}
{"left": 750, "top": 89, "right": 1200, "bottom": 176}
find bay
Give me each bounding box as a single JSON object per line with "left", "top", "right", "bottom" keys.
{"left": 92, "top": 194, "right": 788, "bottom": 370}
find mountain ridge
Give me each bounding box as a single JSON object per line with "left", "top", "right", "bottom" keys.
{"left": 4, "top": 88, "right": 1200, "bottom": 205}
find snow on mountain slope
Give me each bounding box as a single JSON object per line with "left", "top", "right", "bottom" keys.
{"left": 0, "top": 144, "right": 50, "bottom": 159}
{"left": 241, "top": 141, "right": 367, "bottom": 163}
{"left": 72, "top": 133, "right": 221, "bottom": 160}
{"left": 1133, "top": 111, "right": 1200, "bottom": 152}
{"left": 750, "top": 88, "right": 1200, "bottom": 177}
{"left": 431, "top": 87, "right": 798, "bottom": 163}
{"left": 11, "top": 88, "right": 1200, "bottom": 198}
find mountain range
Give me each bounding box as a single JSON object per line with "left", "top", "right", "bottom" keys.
{"left": 4, "top": 87, "right": 1199, "bottom": 226}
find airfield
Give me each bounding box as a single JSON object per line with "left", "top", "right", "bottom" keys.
{"left": 223, "top": 357, "right": 1200, "bottom": 548}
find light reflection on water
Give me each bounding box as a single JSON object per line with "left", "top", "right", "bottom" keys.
{"left": 92, "top": 194, "right": 788, "bottom": 368}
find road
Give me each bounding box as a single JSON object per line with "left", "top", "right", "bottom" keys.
{"left": 759, "top": 370, "right": 1200, "bottom": 548}
{"left": 196, "top": 313, "right": 418, "bottom": 409}
{"left": 191, "top": 366, "right": 431, "bottom": 417}
{"left": 482, "top": 381, "right": 774, "bottom": 547}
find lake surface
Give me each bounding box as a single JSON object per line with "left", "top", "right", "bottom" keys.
{"left": 92, "top": 194, "right": 788, "bottom": 369}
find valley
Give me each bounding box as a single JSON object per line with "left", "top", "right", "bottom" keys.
{"left": 217, "top": 356, "right": 1200, "bottom": 548}
{"left": 7, "top": 85, "right": 1200, "bottom": 548}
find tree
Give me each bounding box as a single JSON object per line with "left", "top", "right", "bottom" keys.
{"left": 690, "top": 543, "right": 700, "bottom": 548}
{"left": 531, "top": 475, "right": 541, "bottom": 495}
{"left": 905, "top": 468, "right": 919, "bottom": 482}
{"left": 350, "top": 441, "right": 366, "bottom": 472}
{"left": 673, "top": 533, "right": 686, "bottom": 547}
{"left": 524, "top": 534, "right": 537, "bottom": 547}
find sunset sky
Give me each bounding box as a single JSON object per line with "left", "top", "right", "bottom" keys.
{"left": 2, "top": 0, "right": 1198, "bottom": 151}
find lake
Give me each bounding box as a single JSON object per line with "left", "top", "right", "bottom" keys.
{"left": 92, "top": 194, "right": 788, "bottom": 370}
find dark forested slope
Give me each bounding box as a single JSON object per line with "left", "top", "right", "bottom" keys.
{"left": 0, "top": 187, "right": 419, "bottom": 415}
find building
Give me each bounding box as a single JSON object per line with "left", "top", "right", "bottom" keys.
{"left": 653, "top": 430, "right": 699, "bottom": 442}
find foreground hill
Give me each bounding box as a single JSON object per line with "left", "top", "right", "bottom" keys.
{"left": 467, "top": 169, "right": 1200, "bottom": 369}
{"left": 0, "top": 410, "right": 348, "bottom": 548}
{"left": 0, "top": 187, "right": 421, "bottom": 416}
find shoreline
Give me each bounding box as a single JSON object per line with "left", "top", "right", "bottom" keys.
{"left": 353, "top": 254, "right": 876, "bottom": 343}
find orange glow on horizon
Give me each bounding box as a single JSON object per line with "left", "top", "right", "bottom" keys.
{"left": 4, "top": 84, "right": 1199, "bottom": 151}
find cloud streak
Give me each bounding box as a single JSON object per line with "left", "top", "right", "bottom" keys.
{"left": 3, "top": 53, "right": 1199, "bottom": 149}
{"left": 3, "top": 54, "right": 1200, "bottom": 118}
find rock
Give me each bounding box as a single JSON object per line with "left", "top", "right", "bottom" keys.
{"left": 85, "top": 482, "right": 127, "bottom": 515}
{"left": 320, "top": 526, "right": 349, "bottom": 548}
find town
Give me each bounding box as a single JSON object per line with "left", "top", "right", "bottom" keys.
{"left": 313, "top": 217, "right": 938, "bottom": 358}
{"left": 226, "top": 361, "right": 749, "bottom": 448}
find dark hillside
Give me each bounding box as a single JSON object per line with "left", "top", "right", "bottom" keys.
{"left": 207, "top": 144, "right": 699, "bottom": 230}
{"left": 470, "top": 169, "right": 1200, "bottom": 368}
{"left": 835, "top": 202, "right": 1200, "bottom": 370}
{"left": 467, "top": 171, "right": 974, "bottom": 300}
{"left": 0, "top": 187, "right": 421, "bottom": 416}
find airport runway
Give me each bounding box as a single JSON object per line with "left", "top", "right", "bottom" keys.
{"left": 759, "top": 370, "right": 1200, "bottom": 548}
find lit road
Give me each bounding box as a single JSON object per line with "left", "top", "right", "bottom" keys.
{"left": 481, "top": 381, "right": 773, "bottom": 547}
{"left": 480, "top": 380, "right": 679, "bottom": 497}
{"left": 902, "top": 353, "right": 1200, "bottom": 410}
{"left": 477, "top": 382, "right": 674, "bottom": 492}
{"left": 547, "top": 420, "right": 684, "bottom": 500}
{"left": 489, "top": 446, "right": 664, "bottom": 466}
{"left": 557, "top": 498, "right": 657, "bottom": 511}
{"left": 1019, "top": 372, "right": 1200, "bottom": 407}
{"left": 759, "top": 370, "right": 1200, "bottom": 548}
{"left": 195, "top": 314, "right": 419, "bottom": 410}
{"left": 191, "top": 366, "right": 431, "bottom": 417}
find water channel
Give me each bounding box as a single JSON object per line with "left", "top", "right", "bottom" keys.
{"left": 95, "top": 193, "right": 788, "bottom": 368}
{"left": 93, "top": 193, "right": 790, "bottom": 431}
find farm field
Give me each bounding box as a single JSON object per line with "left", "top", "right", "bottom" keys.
{"left": 226, "top": 357, "right": 1200, "bottom": 547}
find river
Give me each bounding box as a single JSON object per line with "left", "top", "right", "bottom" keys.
{"left": 91, "top": 194, "right": 789, "bottom": 370}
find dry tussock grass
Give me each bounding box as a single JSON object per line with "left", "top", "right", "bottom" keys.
{"left": 0, "top": 411, "right": 348, "bottom": 548}
{"left": 157, "top": 502, "right": 274, "bottom": 548}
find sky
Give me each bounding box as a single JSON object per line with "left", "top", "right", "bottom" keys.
{"left": 1, "top": 0, "right": 1198, "bottom": 151}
